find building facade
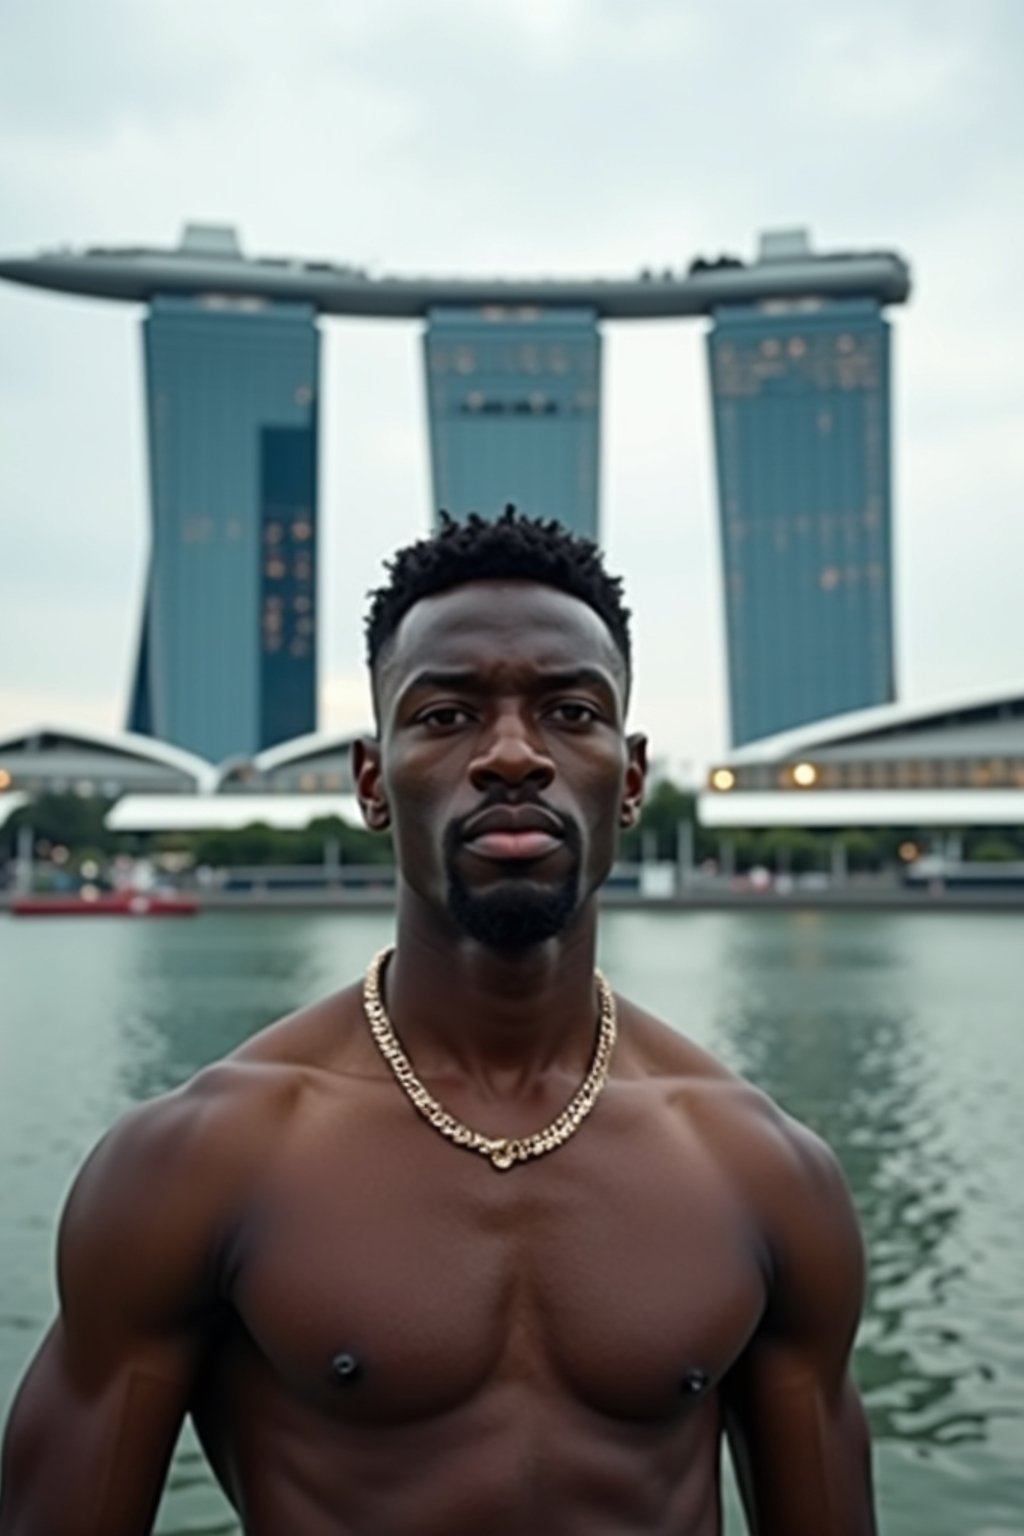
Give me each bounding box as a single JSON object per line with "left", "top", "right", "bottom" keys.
{"left": 709, "top": 289, "right": 894, "bottom": 746}
{"left": 424, "top": 306, "right": 601, "bottom": 536}
{"left": 129, "top": 296, "right": 319, "bottom": 762}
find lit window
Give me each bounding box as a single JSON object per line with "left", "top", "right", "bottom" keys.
{"left": 454, "top": 348, "right": 476, "bottom": 375}
{"left": 293, "top": 521, "right": 313, "bottom": 541}
{"left": 299, "top": 773, "right": 317, "bottom": 792}
{"left": 787, "top": 337, "right": 806, "bottom": 358}
{"left": 265, "top": 523, "right": 283, "bottom": 544}
{"left": 264, "top": 559, "right": 286, "bottom": 579}
{"left": 466, "top": 391, "right": 485, "bottom": 411}
{"left": 294, "top": 385, "right": 314, "bottom": 407}
{"left": 0, "top": 769, "right": 10, "bottom": 791}
{"left": 792, "top": 762, "right": 818, "bottom": 788}
{"left": 760, "top": 338, "right": 781, "bottom": 358}
{"left": 710, "top": 768, "right": 736, "bottom": 791}
{"left": 820, "top": 567, "right": 841, "bottom": 591}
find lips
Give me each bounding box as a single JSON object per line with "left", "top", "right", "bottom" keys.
{"left": 460, "top": 804, "right": 567, "bottom": 862}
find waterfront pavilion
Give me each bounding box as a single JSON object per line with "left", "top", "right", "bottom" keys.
{"left": 698, "top": 685, "right": 1024, "bottom": 876}
{"left": 105, "top": 729, "right": 365, "bottom": 835}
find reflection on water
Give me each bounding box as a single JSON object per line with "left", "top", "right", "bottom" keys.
{"left": 2, "top": 910, "right": 1022, "bottom": 1536}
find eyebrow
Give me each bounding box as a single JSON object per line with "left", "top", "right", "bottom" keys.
{"left": 400, "top": 666, "right": 618, "bottom": 698}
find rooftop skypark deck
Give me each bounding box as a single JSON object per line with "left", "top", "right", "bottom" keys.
{"left": 0, "top": 224, "right": 911, "bottom": 317}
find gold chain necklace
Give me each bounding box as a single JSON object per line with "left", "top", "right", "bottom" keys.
{"left": 362, "top": 947, "right": 617, "bottom": 1171}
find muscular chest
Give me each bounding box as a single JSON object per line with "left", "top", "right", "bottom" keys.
{"left": 229, "top": 1093, "right": 765, "bottom": 1426}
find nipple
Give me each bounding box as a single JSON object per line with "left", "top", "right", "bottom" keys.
{"left": 330, "top": 1351, "right": 363, "bottom": 1386}
{"left": 681, "top": 1367, "right": 710, "bottom": 1396}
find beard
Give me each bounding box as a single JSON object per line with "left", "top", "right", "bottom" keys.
{"left": 443, "top": 818, "right": 583, "bottom": 950}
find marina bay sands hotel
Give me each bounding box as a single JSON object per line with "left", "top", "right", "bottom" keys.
{"left": 0, "top": 227, "right": 911, "bottom": 762}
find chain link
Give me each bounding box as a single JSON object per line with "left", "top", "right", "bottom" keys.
{"left": 362, "top": 947, "right": 617, "bottom": 1171}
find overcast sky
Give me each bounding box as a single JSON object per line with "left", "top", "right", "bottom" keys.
{"left": 1, "top": 0, "right": 1022, "bottom": 776}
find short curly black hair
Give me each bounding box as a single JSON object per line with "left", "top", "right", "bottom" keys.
{"left": 365, "top": 509, "right": 632, "bottom": 687}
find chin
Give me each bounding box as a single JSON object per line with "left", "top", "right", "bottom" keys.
{"left": 446, "top": 872, "right": 581, "bottom": 950}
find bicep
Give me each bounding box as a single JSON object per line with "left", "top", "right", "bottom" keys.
{"left": 0, "top": 1098, "right": 228, "bottom": 1536}
{"left": 724, "top": 1336, "right": 875, "bottom": 1536}
{"left": 724, "top": 1123, "right": 876, "bottom": 1536}
{"left": 1, "top": 1318, "right": 198, "bottom": 1536}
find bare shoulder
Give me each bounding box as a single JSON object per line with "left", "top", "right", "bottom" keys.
{"left": 619, "top": 995, "right": 864, "bottom": 1303}
{"left": 59, "top": 1053, "right": 299, "bottom": 1304}
{"left": 66, "top": 976, "right": 368, "bottom": 1248}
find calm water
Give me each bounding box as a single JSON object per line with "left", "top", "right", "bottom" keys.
{"left": 1, "top": 910, "right": 1021, "bottom": 1534}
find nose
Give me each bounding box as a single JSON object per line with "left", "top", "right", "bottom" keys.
{"left": 469, "top": 708, "right": 555, "bottom": 793}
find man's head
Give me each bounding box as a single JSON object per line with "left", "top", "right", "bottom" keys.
{"left": 356, "top": 510, "right": 645, "bottom": 950}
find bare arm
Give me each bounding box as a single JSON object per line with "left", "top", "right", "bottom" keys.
{"left": 0, "top": 1080, "right": 237, "bottom": 1535}
{"left": 724, "top": 1116, "right": 876, "bottom": 1536}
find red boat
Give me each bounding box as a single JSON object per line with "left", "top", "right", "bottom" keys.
{"left": 10, "top": 889, "right": 200, "bottom": 917}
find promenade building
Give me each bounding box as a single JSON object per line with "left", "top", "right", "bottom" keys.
{"left": 424, "top": 306, "right": 600, "bottom": 535}
{"left": 708, "top": 232, "right": 894, "bottom": 746}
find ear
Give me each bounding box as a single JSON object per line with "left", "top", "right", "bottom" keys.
{"left": 619, "top": 732, "right": 648, "bottom": 829}
{"left": 352, "top": 737, "right": 390, "bottom": 832}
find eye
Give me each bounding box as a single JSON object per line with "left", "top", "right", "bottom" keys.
{"left": 548, "top": 700, "right": 601, "bottom": 726}
{"left": 416, "top": 704, "right": 473, "bottom": 730}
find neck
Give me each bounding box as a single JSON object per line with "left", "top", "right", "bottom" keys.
{"left": 382, "top": 884, "right": 602, "bottom": 1086}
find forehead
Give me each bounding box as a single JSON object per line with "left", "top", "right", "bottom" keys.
{"left": 378, "top": 580, "right": 625, "bottom": 695}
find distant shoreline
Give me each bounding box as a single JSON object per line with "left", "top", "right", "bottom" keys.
{"left": 5, "top": 886, "right": 1024, "bottom": 915}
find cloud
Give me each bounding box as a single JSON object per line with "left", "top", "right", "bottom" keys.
{"left": 1, "top": 0, "right": 1023, "bottom": 763}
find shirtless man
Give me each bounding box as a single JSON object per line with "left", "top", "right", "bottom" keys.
{"left": 0, "top": 510, "right": 876, "bottom": 1535}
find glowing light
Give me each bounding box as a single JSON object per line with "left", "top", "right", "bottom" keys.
{"left": 792, "top": 762, "right": 818, "bottom": 787}
{"left": 898, "top": 841, "right": 920, "bottom": 862}
{"left": 710, "top": 768, "right": 736, "bottom": 792}
{"left": 0, "top": 769, "right": 10, "bottom": 791}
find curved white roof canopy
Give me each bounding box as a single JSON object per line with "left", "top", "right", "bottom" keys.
{"left": 721, "top": 682, "right": 1024, "bottom": 767}
{"left": 106, "top": 793, "right": 365, "bottom": 833}
{"left": 0, "top": 723, "right": 218, "bottom": 792}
